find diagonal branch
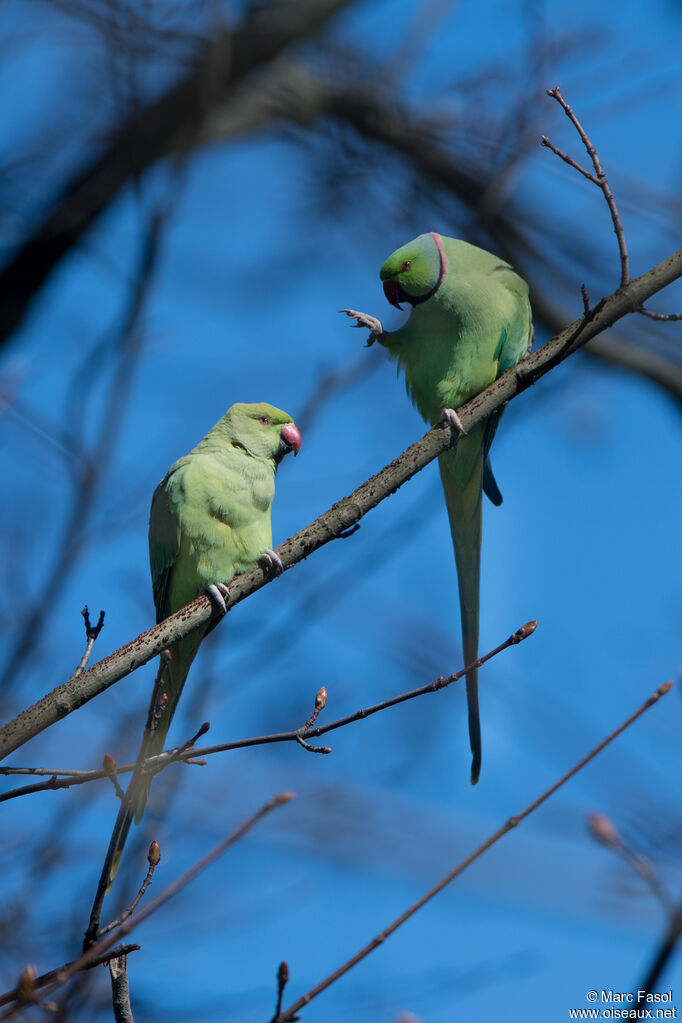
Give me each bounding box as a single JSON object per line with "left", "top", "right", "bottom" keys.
{"left": 0, "top": 792, "right": 294, "bottom": 1013}
{"left": 0, "top": 0, "right": 355, "bottom": 349}
{"left": 0, "top": 244, "right": 680, "bottom": 761}
{"left": 0, "top": 620, "right": 537, "bottom": 800}
{"left": 543, "top": 85, "right": 630, "bottom": 287}
{"left": 273, "top": 681, "right": 673, "bottom": 1022}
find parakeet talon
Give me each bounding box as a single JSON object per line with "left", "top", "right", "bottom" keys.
{"left": 441, "top": 408, "right": 468, "bottom": 437}
{"left": 205, "top": 582, "right": 230, "bottom": 616}
{"left": 260, "top": 547, "right": 283, "bottom": 577}
{"left": 340, "top": 308, "right": 384, "bottom": 341}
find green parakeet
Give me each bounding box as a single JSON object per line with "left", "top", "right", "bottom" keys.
{"left": 343, "top": 233, "right": 532, "bottom": 783}
{"left": 106, "top": 402, "right": 301, "bottom": 887}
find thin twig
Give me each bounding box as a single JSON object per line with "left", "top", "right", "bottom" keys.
{"left": 0, "top": 946, "right": 140, "bottom": 1010}
{"left": 109, "top": 955, "right": 134, "bottom": 1023}
{"left": 0, "top": 794, "right": 293, "bottom": 1012}
{"left": 0, "top": 621, "right": 537, "bottom": 799}
{"left": 543, "top": 85, "right": 630, "bottom": 287}
{"left": 73, "top": 606, "right": 106, "bottom": 676}
{"left": 98, "top": 842, "right": 161, "bottom": 938}
{"left": 102, "top": 754, "right": 126, "bottom": 800}
{"left": 1, "top": 243, "right": 681, "bottom": 762}
{"left": 637, "top": 307, "right": 682, "bottom": 322}
{"left": 635, "top": 904, "right": 682, "bottom": 1002}
{"left": 273, "top": 682, "right": 673, "bottom": 1022}
{"left": 587, "top": 813, "right": 672, "bottom": 909}
{"left": 0, "top": 208, "right": 166, "bottom": 693}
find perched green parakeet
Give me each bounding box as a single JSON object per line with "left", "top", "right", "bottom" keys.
{"left": 105, "top": 402, "right": 301, "bottom": 887}
{"left": 343, "top": 233, "right": 532, "bottom": 784}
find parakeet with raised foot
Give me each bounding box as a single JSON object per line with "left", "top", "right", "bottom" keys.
{"left": 342, "top": 233, "right": 532, "bottom": 784}
{"left": 105, "top": 402, "right": 301, "bottom": 888}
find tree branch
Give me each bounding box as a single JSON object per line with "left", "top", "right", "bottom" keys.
{"left": 1, "top": 245, "right": 680, "bottom": 761}
{"left": 0, "top": 793, "right": 294, "bottom": 1012}
{"left": 273, "top": 682, "right": 673, "bottom": 1022}
{"left": 0, "top": 620, "right": 537, "bottom": 800}
{"left": 0, "top": 0, "right": 355, "bottom": 349}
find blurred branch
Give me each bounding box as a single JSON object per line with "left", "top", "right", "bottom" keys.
{"left": 0, "top": 0, "right": 355, "bottom": 348}
{"left": 1, "top": 242, "right": 680, "bottom": 760}
{"left": 636, "top": 905, "right": 682, "bottom": 1004}
{"left": 0, "top": 946, "right": 140, "bottom": 1012}
{"left": 0, "top": 620, "right": 537, "bottom": 800}
{"left": 587, "top": 813, "right": 672, "bottom": 909}
{"left": 262, "top": 63, "right": 682, "bottom": 400}
{"left": 0, "top": 208, "right": 166, "bottom": 691}
{"left": 273, "top": 681, "right": 673, "bottom": 1022}
{"left": 0, "top": 792, "right": 294, "bottom": 1013}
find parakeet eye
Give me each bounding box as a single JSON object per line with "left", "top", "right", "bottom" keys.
{"left": 259, "top": 416, "right": 271, "bottom": 425}
{"left": 401, "top": 260, "right": 411, "bottom": 271}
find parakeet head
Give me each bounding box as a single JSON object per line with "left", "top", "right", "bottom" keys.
{"left": 379, "top": 232, "right": 447, "bottom": 309}
{"left": 226, "top": 402, "right": 301, "bottom": 463}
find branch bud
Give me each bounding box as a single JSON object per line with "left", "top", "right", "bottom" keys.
{"left": 518, "top": 620, "right": 538, "bottom": 639}
{"left": 102, "top": 753, "right": 117, "bottom": 776}
{"left": 315, "top": 686, "right": 327, "bottom": 710}
{"left": 147, "top": 840, "right": 161, "bottom": 867}
{"left": 17, "top": 964, "right": 36, "bottom": 1003}
{"left": 587, "top": 812, "right": 621, "bottom": 848}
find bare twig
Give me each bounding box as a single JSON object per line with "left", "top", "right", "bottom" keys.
{"left": 637, "top": 307, "right": 682, "bottom": 322}
{"left": 0, "top": 793, "right": 294, "bottom": 1012}
{"left": 273, "top": 682, "right": 673, "bottom": 1022}
{"left": 0, "top": 946, "right": 140, "bottom": 1010}
{"left": 635, "top": 904, "right": 682, "bottom": 1003}
{"left": 109, "top": 955, "right": 134, "bottom": 1023}
{"left": 72, "top": 606, "right": 106, "bottom": 676}
{"left": 1, "top": 241, "right": 680, "bottom": 761}
{"left": 98, "top": 841, "right": 161, "bottom": 938}
{"left": 0, "top": 621, "right": 537, "bottom": 798}
{"left": 543, "top": 85, "right": 630, "bottom": 286}
{"left": 271, "top": 962, "right": 290, "bottom": 1023}
{"left": 103, "top": 754, "right": 125, "bottom": 800}
{"left": 587, "top": 813, "right": 672, "bottom": 909}
{"left": 0, "top": 208, "right": 167, "bottom": 692}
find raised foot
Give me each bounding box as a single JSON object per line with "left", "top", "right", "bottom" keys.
{"left": 440, "top": 408, "right": 467, "bottom": 437}
{"left": 260, "top": 548, "right": 283, "bottom": 578}
{"left": 339, "top": 309, "right": 384, "bottom": 347}
{"left": 205, "top": 582, "right": 231, "bottom": 616}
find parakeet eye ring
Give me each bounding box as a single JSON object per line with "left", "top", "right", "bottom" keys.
{"left": 259, "top": 416, "right": 271, "bottom": 425}
{"left": 401, "top": 260, "right": 411, "bottom": 271}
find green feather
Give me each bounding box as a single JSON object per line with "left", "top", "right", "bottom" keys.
{"left": 106, "top": 402, "right": 298, "bottom": 889}
{"left": 378, "top": 233, "right": 532, "bottom": 783}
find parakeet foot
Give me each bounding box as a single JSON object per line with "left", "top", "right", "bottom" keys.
{"left": 260, "top": 548, "right": 283, "bottom": 578}
{"left": 339, "top": 309, "right": 384, "bottom": 347}
{"left": 440, "top": 408, "right": 468, "bottom": 437}
{"left": 205, "top": 582, "right": 231, "bottom": 616}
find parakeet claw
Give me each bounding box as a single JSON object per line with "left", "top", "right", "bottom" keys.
{"left": 440, "top": 408, "right": 468, "bottom": 437}
{"left": 205, "top": 582, "right": 231, "bottom": 616}
{"left": 260, "top": 548, "right": 283, "bottom": 578}
{"left": 339, "top": 309, "right": 384, "bottom": 346}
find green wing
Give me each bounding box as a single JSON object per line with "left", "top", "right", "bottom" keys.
{"left": 149, "top": 464, "right": 184, "bottom": 624}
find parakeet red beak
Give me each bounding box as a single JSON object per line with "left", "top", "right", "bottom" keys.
{"left": 383, "top": 279, "right": 404, "bottom": 310}
{"left": 280, "top": 422, "right": 301, "bottom": 455}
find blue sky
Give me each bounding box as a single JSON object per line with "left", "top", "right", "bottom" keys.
{"left": 1, "top": 0, "right": 681, "bottom": 1020}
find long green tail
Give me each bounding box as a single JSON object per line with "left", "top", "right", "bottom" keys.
{"left": 105, "top": 629, "right": 204, "bottom": 891}
{"left": 438, "top": 425, "right": 485, "bottom": 784}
